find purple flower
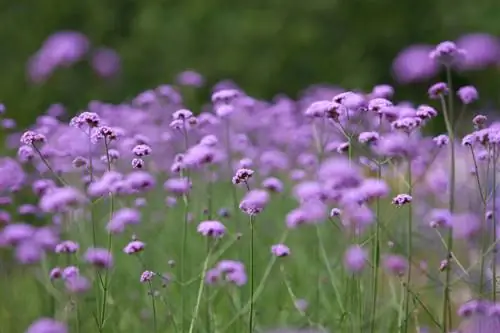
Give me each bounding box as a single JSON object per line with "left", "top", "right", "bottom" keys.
{"left": 197, "top": 220, "right": 226, "bottom": 238}
{"left": 55, "top": 241, "right": 79, "bottom": 254}
{"left": 452, "top": 213, "right": 480, "bottom": 240}
{"left": 132, "top": 144, "right": 152, "bottom": 157}
{"left": 305, "top": 100, "right": 341, "bottom": 120}
{"left": 457, "top": 85, "right": 479, "bottom": 104}
{"left": 16, "top": 241, "right": 43, "bottom": 264}
{"left": 183, "top": 144, "right": 216, "bottom": 167}
{"left": 473, "top": 115, "right": 488, "bottom": 129}
{"left": 25, "top": 318, "right": 67, "bottom": 333}
{"left": 226, "top": 270, "right": 248, "bottom": 286}
{"left": 428, "top": 209, "right": 452, "bottom": 228}
{"left": 368, "top": 98, "right": 393, "bottom": 114}
{"left": 429, "top": 41, "right": 466, "bottom": 65}
{"left": 1, "top": 223, "right": 34, "bottom": 245}
{"left": 262, "top": 177, "right": 284, "bottom": 193}
{"left": 20, "top": 130, "right": 46, "bottom": 146}
{"left": 176, "top": 70, "right": 204, "bottom": 87}
{"left": 205, "top": 269, "right": 220, "bottom": 284}
{"left": 428, "top": 82, "right": 449, "bottom": 99}
{"left": 382, "top": 254, "right": 408, "bottom": 276}
{"left": 123, "top": 240, "right": 145, "bottom": 254}
{"left": 330, "top": 208, "right": 341, "bottom": 217}
{"left": 17, "top": 145, "right": 35, "bottom": 162}
{"left": 370, "top": 84, "right": 394, "bottom": 99}
{"left": 239, "top": 189, "right": 270, "bottom": 215}
{"left": 164, "top": 178, "right": 191, "bottom": 195}
{"left": 140, "top": 270, "right": 155, "bottom": 283}
{"left": 358, "top": 131, "right": 380, "bottom": 144}
{"left": 271, "top": 244, "right": 290, "bottom": 257}
{"left": 211, "top": 89, "right": 241, "bottom": 104}
{"left": 457, "top": 300, "right": 488, "bottom": 317}
{"left": 106, "top": 208, "right": 141, "bottom": 234}
{"left": 50, "top": 267, "right": 62, "bottom": 280}
{"left": 84, "top": 248, "right": 113, "bottom": 269}
{"left": 70, "top": 111, "right": 100, "bottom": 129}
{"left": 392, "top": 194, "right": 412, "bottom": 206}
{"left": 392, "top": 44, "right": 438, "bottom": 83}
{"left": 91, "top": 47, "right": 121, "bottom": 78}
{"left": 344, "top": 245, "right": 367, "bottom": 273}
{"left": 217, "top": 260, "right": 245, "bottom": 273}
{"left": 433, "top": 134, "right": 449, "bottom": 147}
{"left": 132, "top": 158, "right": 144, "bottom": 169}
{"left": 232, "top": 168, "right": 254, "bottom": 185}
{"left": 62, "top": 266, "right": 79, "bottom": 279}
{"left": 456, "top": 33, "right": 500, "bottom": 70}
{"left": 39, "top": 187, "right": 86, "bottom": 213}
{"left": 32, "top": 179, "right": 56, "bottom": 196}
{"left": 65, "top": 275, "right": 90, "bottom": 293}
{"left": 416, "top": 104, "right": 438, "bottom": 120}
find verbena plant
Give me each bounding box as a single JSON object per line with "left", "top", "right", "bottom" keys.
{"left": 1, "top": 40, "right": 500, "bottom": 333}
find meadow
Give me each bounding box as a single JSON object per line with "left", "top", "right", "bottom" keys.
{"left": 1, "top": 40, "right": 500, "bottom": 333}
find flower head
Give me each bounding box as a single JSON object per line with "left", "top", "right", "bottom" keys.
{"left": 84, "top": 248, "right": 113, "bottom": 269}
{"left": 271, "top": 244, "right": 290, "bottom": 257}
{"left": 197, "top": 220, "right": 226, "bottom": 238}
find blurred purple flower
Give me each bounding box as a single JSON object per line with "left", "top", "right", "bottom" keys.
{"left": 91, "top": 47, "right": 121, "bottom": 78}
{"left": 392, "top": 44, "right": 438, "bottom": 83}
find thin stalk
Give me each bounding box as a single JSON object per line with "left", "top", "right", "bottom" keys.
{"left": 148, "top": 281, "right": 158, "bottom": 333}
{"left": 205, "top": 177, "right": 213, "bottom": 333}
{"left": 493, "top": 145, "right": 497, "bottom": 301}
{"left": 403, "top": 159, "right": 413, "bottom": 333}
{"left": 32, "top": 146, "right": 68, "bottom": 186}
{"left": 440, "top": 66, "right": 455, "bottom": 332}
{"left": 99, "top": 138, "right": 114, "bottom": 330}
{"left": 180, "top": 123, "right": 191, "bottom": 332}
{"left": 188, "top": 240, "right": 213, "bottom": 333}
{"left": 370, "top": 162, "right": 382, "bottom": 333}
{"left": 249, "top": 215, "right": 255, "bottom": 333}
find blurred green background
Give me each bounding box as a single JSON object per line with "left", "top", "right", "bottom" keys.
{"left": 1, "top": 0, "right": 500, "bottom": 127}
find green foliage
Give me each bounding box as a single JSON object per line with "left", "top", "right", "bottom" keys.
{"left": 1, "top": 0, "right": 500, "bottom": 127}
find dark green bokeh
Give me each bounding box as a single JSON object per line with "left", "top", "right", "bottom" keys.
{"left": 1, "top": 0, "right": 500, "bottom": 127}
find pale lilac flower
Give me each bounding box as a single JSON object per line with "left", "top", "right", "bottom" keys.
{"left": 84, "top": 248, "right": 113, "bottom": 269}
{"left": 428, "top": 82, "right": 449, "bottom": 99}
{"left": 140, "top": 270, "right": 155, "bottom": 283}
{"left": 239, "top": 189, "right": 269, "bottom": 215}
{"left": 50, "top": 267, "right": 62, "bottom": 280}
{"left": 232, "top": 168, "right": 254, "bottom": 185}
{"left": 164, "top": 178, "right": 191, "bottom": 195}
{"left": 392, "top": 194, "right": 412, "bottom": 206}
{"left": 433, "top": 134, "right": 449, "bottom": 147}
{"left": 271, "top": 244, "right": 290, "bottom": 257}
{"left": 197, "top": 220, "right": 226, "bottom": 238}
{"left": 62, "top": 266, "right": 79, "bottom": 279}
{"left": 344, "top": 245, "right": 367, "bottom": 273}
{"left": 457, "top": 85, "right": 479, "bottom": 104}
{"left": 25, "top": 318, "right": 67, "bottom": 333}
{"left": 55, "top": 240, "right": 79, "bottom": 254}
{"left": 382, "top": 254, "right": 408, "bottom": 276}
{"left": 123, "top": 240, "right": 145, "bottom": 254}
{"left": 65, "top": 275, "right": 91, "bottom": 293}
{"left": 262, "top": 177, "right": 284, "bottom": 193}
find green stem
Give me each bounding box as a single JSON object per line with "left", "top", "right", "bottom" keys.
{"left": 148, "top": 281, "right": 158, "bottom": 333}
{"left": 403, "top": 159, "right": 413, "bottom": 333}
{"left": 180, "top": 124, "right": 191, "bottom": 332}
{"left": 188, "top": 240, "right": 213, "bottom": 333}
{"left": 371, "top": 163, "right": 382, "bottom": 333}
{"left": 493, "top": 145, "right": 497, "bottom": 301}
{"left": 440, "top": 67, "right": 455, "bottom": 332}
{"left": 249, "top": 215, "right": 255, "bottom": 333}
{"left": 99, "top": 139, "right": 114, "bottom": 330}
